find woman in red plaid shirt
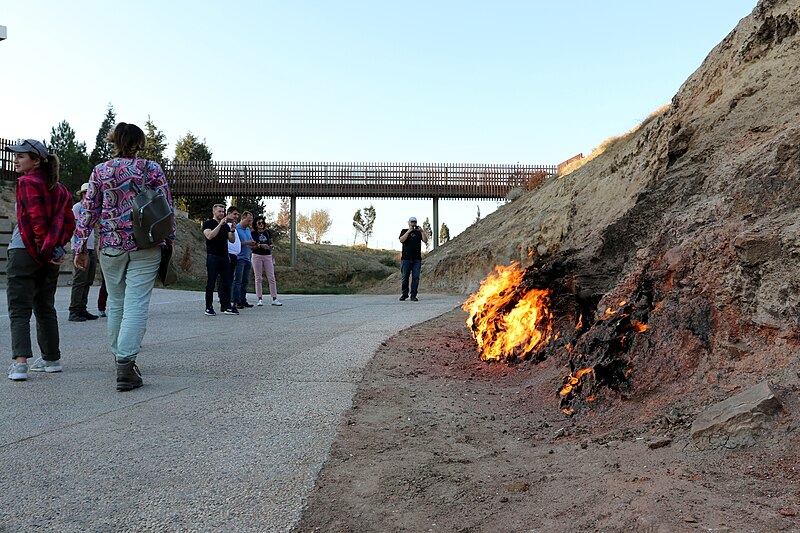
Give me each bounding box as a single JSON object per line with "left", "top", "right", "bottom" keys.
{"left": 5, "top": 139, "right": 75, "bottom": 381}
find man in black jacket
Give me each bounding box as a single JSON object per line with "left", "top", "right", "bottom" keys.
{"left": 398, "top": 216, "right": 428, "bottom": 301}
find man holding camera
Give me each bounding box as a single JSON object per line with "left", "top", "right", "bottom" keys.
{"left": 399, "top": 216, "right": 428, "bottom": 302}
{"left": 202, "top": 204, "right": 237, "bottom": 316}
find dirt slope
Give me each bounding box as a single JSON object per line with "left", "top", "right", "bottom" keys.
{"left": 297, "top": 1, "right": 800, "bottom": 531}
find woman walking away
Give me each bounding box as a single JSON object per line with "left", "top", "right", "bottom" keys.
{"left": 5, "top": 139, "right": 75, "bottom": 381}
{"left": 73, "top": 122, "right": 176, "bottom": 391}
{"left": 251, "top": 218, "right": 282, "bottom": 306}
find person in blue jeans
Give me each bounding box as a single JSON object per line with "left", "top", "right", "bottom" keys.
{"left": 398, "top": 216, "right": 428, "bottom": 302}
{"left": 233, "top": 211, "right": 256, "bottom": 308}
{"left": 74, "top": 122, "right": 176, "bottom": 391}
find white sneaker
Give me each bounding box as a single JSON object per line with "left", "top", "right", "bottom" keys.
{"left": 29, "top": 357, "right": 63, "bottom": 373}
{"left": 257, "top": 299, "right": 264, "bottom": 306}
{"left": 271, "top": 299, "right": 283, "bottom": 306}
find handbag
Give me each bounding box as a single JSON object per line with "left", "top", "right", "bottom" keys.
{"left": 158, "top": 243, "right": 178, "bottom": 287}
{"left": 131, "top": 159, "right": 174, "bottom": 249}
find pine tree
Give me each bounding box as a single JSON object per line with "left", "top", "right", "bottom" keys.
{"left": 49, "top": 120, "right": 91, "bottom": 194}
{"left": 173, "top": 132, "right": 220, "bottom": 220}
{"left": 141, "top": 116, "right": 168, "bottom": 168}
{"left": 89, "top": 103, "right": 116, "bottom": 166}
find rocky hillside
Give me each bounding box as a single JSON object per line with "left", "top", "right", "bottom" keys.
{"left": 407, "top": 0, "right": 800, "bottom": 403}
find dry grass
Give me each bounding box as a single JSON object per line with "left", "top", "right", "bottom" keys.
{"left": 559, "top": 104, "right": 670, "bottom": 177}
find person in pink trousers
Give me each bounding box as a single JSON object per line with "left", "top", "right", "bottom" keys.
{"left": 251, "top": 218, "right": 282, "bottom": 306}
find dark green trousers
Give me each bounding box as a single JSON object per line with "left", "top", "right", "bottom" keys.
{"left": 7, "top": 248, "right": 61, "bottom": 360}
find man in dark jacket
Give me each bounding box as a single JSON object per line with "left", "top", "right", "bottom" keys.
{"left": 398, "top": 216, "right": 428, "bottom": 301}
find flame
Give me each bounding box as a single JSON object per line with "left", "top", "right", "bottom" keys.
{"left": 463, "top": 263, "right": 553, "bottom": 362}
{"left": 559, "top": 367, "right": 593, "bottom": 397}
{"left": 630, "top": 320, "right": 651, "bottom": 333}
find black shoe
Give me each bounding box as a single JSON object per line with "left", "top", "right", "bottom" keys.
{"left": 223, "top": 308, "right": 239, "bottom": 315}
{"left": 399, "top": 296, "right": 407, "bottom": 301}
{"left": 241, "top": 301, "right": 254, "bottom": 308}
{"left": 68, "top": 314, "right": 87, "bottom": 322}
{"left": 116, "top": 360, "right": 143, "bottom": 392}
{"left": 235, "top": 303, "right": 245, "bottom": 309}
{"left": 410, "top": 296, "right": 419, "bottom": 302}
{"left": 81, "top": 311, "right": 99, "bottom": 320}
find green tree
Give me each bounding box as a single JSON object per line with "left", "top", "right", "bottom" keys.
{"left": 173, "top": 132, "right": 220, "bottom": 220}
{"left": 422, "top": 217, "right": 433, "bottom": 252}
{"left": 141, "top": 116, "right": 168, "bottom": 168}
{"left": 233, "top": 196, "right": 265, "bottom": 220}
{"left": 174, "top": 132, "right": 212, "bottom": 162}
{"left": 439, "top": 222, "right": 450, "bottom": 245}
{"left": 298, "top": 208, "right": 332, "bottom": 244}
{"left": 89, "top": 103, "right": 116, "bottom": 166}
{"left": 352, "top": 204, "right": 377, "bottom": 247}
{"left": 49, "top": 120, "right": 91, "bottom": 194}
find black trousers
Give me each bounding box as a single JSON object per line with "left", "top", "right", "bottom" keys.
{"left": 205, "top": 253, "right": 232, "bottom": 310}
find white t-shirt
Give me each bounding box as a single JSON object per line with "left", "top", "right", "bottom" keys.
{"left": 227, "top": 222, "right": 241, "bottom": 255}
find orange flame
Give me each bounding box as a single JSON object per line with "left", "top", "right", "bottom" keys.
{"left": 559, "top": 367, "right": 593, "bottom": 397}
{"left": 630, "top": 320, "right": 651, "bottom": 333}
{"left": 463, "top": 263, "right": 553, "bottom": 362}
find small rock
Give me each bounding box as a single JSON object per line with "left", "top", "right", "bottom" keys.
{"left": 648, "top": 438, "right": 672, "bottom": 449}
{"left": 779, "top": 508, "right": 796, "bottom": 517}
{"left": 683, "top": 516, "right": 698, "bottom": 523}
{"left": 499, "top": 496, "right": 509, "bottom": 503}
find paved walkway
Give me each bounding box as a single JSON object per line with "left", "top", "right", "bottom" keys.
{"left": 0, "top": 287, "right": 462, "bottom": 532}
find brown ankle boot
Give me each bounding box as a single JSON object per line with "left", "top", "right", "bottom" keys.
{"left": 116, "top": 360, "right": 143, "bottom": 391}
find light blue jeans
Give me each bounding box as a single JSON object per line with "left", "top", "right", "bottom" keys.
{"left": 99, "top": 247, "right": 161, "bottom": 362}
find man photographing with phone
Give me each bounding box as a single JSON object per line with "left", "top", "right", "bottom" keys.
{"left": 399, "top": 216, "right": 428, "bottom": 302}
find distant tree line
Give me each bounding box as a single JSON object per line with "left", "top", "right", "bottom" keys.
{"left": 38, "top": 105, "right": 468, "bottom": 249}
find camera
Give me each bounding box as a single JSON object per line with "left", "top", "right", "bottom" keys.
{"left": 225, "top": 218, "right": 233, "bottom": 224}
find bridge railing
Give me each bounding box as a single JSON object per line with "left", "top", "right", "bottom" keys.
{"left": 0, "top": 137, "right": 556, "bottom": 199}
{"left": 0, "top": 138, "right": 16, "bottom": 182}
{"left": 166, "top": 161, "right": 556, "bottom": 199}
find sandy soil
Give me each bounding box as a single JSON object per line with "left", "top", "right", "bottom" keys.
{"left": 295, "top": 308, "right": 800, "bottom": 533}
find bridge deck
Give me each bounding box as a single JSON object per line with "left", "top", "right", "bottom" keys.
{"left": 166, "top": 161, "right": 555, "bottom": 199}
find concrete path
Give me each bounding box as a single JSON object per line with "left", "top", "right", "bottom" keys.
{"left": 0, "top": 287, "right": 462, "bottom": 532}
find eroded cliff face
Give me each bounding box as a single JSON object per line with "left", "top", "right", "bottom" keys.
{"left": 411, "top": 0, "right": 800, "bottom": 398}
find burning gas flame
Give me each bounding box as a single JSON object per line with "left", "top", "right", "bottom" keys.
{"left": 559, "top": 367, "right": 592, "bottom": 397}
{"left": 463, "top": 263, "right": 553, "bottom": 362}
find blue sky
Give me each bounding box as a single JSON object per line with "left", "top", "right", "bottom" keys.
{"left": 1, "top": 1, "right": 756, "bottom": 248}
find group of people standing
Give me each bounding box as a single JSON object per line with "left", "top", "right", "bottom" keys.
{"left": 202, "top": 204, "right": 282, "bottom": 316}
{"left": 5, "top": 122, "right": 431, "bottom": 391}
{"left": 5, "top": 123, "right": 176, "bottom": 391}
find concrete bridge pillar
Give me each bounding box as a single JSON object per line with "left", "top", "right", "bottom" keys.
{"left": 432, "top": 197, "right": 439, "bottom": 250}
{"left": 290, "top": 195, "right": 297, "bottom": 266}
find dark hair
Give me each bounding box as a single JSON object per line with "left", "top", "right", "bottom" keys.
{"left": 31, "top": 153, "right": 61, "bottom": 190}
{"left": 227, "top": 206, "right": 239, "bottom": 214}
{"left": 107, "top": 122, "right": 146, "bottom": 158}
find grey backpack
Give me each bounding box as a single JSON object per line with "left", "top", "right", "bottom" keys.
{"left": 131, "top": 159, "right": 173, "bottom": 248}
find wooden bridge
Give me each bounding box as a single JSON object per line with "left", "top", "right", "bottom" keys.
{"left": 1, "top": 139, "right": 556, "bottom": 262}
{"left": 165, "top": 161, "right": 555, "bottom": 200}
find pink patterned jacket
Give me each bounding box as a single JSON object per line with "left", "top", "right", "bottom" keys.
{"left": 73, "top": 157, "right": 176, "bottom": 253}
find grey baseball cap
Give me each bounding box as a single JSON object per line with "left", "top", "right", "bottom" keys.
{"left": 4, "top": 139, "right": 49, "bottom": 159}
{"left": 408, "top": 216, "right": 417, "bottom": 222}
